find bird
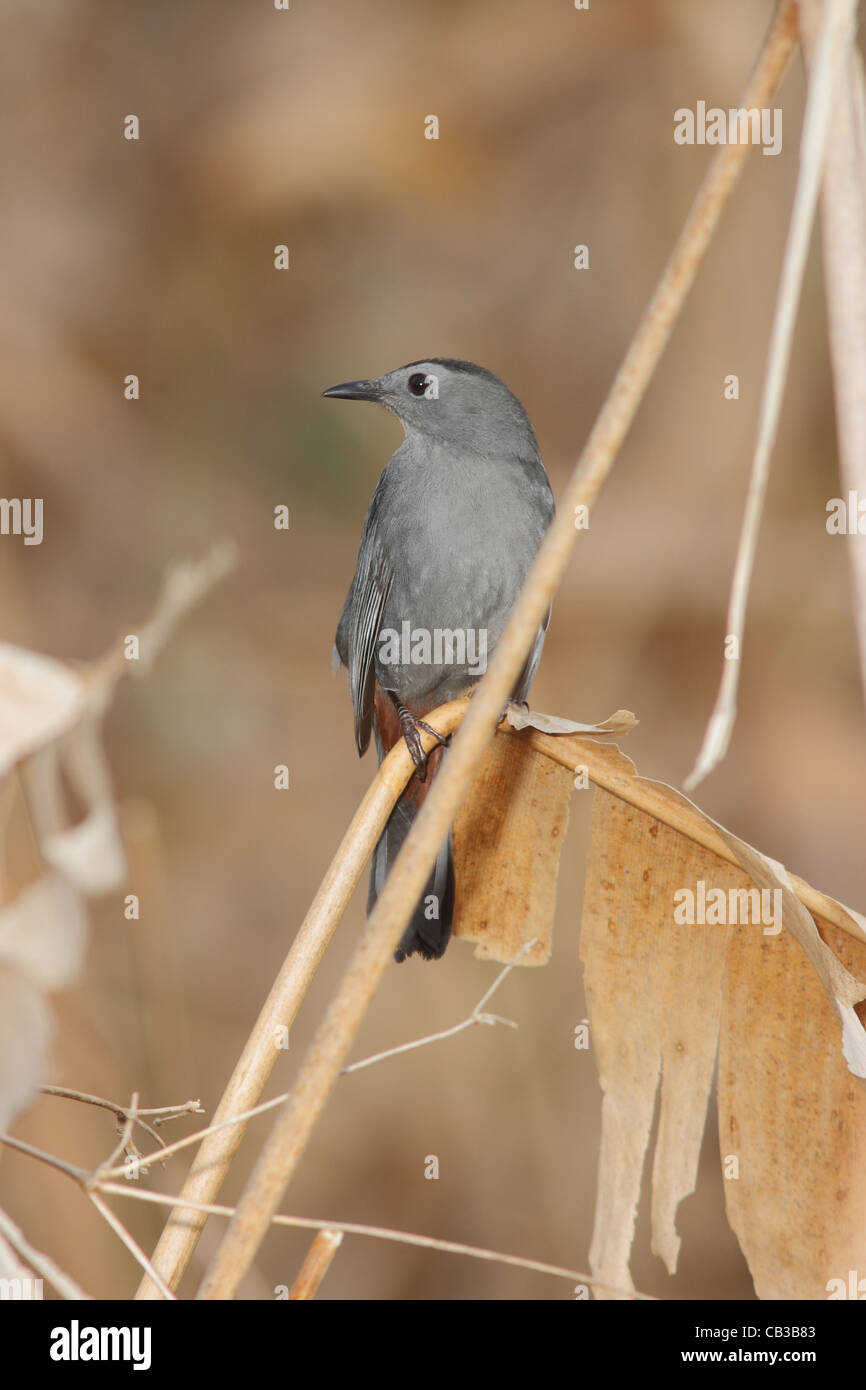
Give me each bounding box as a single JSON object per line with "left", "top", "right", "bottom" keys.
{"left": 324, "top": 358, "right": 554, "bottom": 962}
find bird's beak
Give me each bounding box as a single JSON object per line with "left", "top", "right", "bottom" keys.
{"left": 322, "top": 378, "right": 382, "bottom": 401}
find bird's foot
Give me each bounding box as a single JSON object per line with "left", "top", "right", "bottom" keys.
{"left": 394, "top": 703, "right": 449, "bottom": 782}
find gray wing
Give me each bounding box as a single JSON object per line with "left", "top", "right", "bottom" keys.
{"left": 336, "top": 542, "right": 393, "bottom": 756}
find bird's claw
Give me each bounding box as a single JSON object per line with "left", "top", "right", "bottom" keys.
{"left": 395, "top": 704, "right": 449, "bottom": 782}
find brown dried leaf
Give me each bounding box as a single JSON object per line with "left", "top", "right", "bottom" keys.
{"left": 452, "top": 729, "right": 572, "bottom": 964}
{"left": 719, "top": 910, "right": 866, "bottom": 1299}
{"left": 581, "top": 791, "right": 731, "bottom": 1297}
{"left": 580, "top": 774, "right": 866, "bottom": 1299}
{"left": 710, "top": 825, "right": 866, "bottom": 1077}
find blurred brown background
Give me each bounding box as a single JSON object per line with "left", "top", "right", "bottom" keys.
{"left": 2, "top": 0, "right": 865, "bottom": 1300}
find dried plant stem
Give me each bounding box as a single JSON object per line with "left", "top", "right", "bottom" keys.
{"left": 288, "top": 1230, "right": 343, "bottom": 1300}
{"left": 38, "top": 1085, "right": 202, "bottom": 1184}
{"left": 686, "top": 0, "right": 859, "bottom": 788}
{"left": 195, "top": 1, "right": 800, "bottom": 1303}
{"left": 103, "top": 1183, "right": 654, "bottom": 1299}
{"left": 39, "top": 1085, "right": 202, "bottom": 1122}
{"left": 92, "top": 1090, "right": 139, "bottom": 1182}
{"left": 88, "top": 1191, "right": 176, "bottom": 1301}
{"left": 0, "top": 1130, "right": 176, "bottom": 1299}
{"left": 3, "top": 1104, "right": 267, "bottom": 1193}
{"left": 107, "top": 1093, "right": 291, "bottom": 1179}
{"left": 0, "top": 1130, "right": 652, "bottom": 1300}
{"left": 0, "top": 1132, "right": 89, "bottom": 1182}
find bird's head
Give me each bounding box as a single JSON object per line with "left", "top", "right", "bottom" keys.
{"left": 322, "top": 357, "right": 539, "bottom": 459}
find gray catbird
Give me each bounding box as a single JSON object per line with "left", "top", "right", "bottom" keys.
{"left": 325, "top": 358, "right": 554, "bottom": 962}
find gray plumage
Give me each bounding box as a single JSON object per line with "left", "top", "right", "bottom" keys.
{"left": 325, "top": 358, "right": 554, "bottom": 961}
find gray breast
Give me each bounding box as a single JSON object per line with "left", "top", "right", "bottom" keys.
{"left": 370, "top": 441, "right": 553, "bottom": 703}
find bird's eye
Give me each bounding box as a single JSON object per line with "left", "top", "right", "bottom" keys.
{"left": 408, "top": 372, "right": 429, "bottom": 397}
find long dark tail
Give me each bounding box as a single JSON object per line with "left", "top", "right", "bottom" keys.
{"left": 368, "top": 793, "right": 454, "bottom": 962}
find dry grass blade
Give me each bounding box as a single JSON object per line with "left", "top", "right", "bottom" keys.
{"left": 686, "top": 0, "right": 860, "bottom": 789}
{"left": 801, "top": 0, "right": 866, "bottom": 713}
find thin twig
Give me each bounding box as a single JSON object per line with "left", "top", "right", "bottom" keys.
{"left": 0, "top": 1125, "right": 177, "bottom": 1301}
{"left": 40, "top": 1085, "right": 203, "bottom": 1123}
{"left": 0, "top": 1132, "right": 89, "bottom": 1182}
{"left": 686, "top": 0, "right": 859, "bottom": 788}
{"left": 341, "top": 939, "right": 535, "bottom": 1073}
{"left": 90, "top": 1091, "right": 139, "bottom": 1186}
{"left": 42, "top": 1085, "right": 197, "bottom": 1183}
{"left": 87, "top": 1191, "right": 177, "bottom": 1301}
{"left": 0, "top": 1128, "right": 651, "bottom": 1301}
{"left": 102, "top": 1092, "right": 291, "bottom": 1181}
{"left": 195, "top": 0, "right": 801, "bottom": 1304}
{"left": 101, "top": 1182, "right": 654, "bottom": 1300}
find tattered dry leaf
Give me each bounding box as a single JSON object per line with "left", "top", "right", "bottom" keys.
{"left": 719, "top": 909, "right": 866, "bottom": 1299}
{"left": 505, "top": 704, "right": 638, "bottom": 738}
{"left": 580, "top": 771, "right": 866, "bottom": 1300}
{"left": 452, "top": 729, "right": 572, "bottom": 964}
{"left": 710, "top": 826, "right": 866, "bottom": 1077}
{"left": 581, "top": 791, "right": 731, "bottom": 1298}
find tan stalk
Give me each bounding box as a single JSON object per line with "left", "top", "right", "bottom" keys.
{"left": 287, "top": 1230, "right": 343, "bottom": 1300}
